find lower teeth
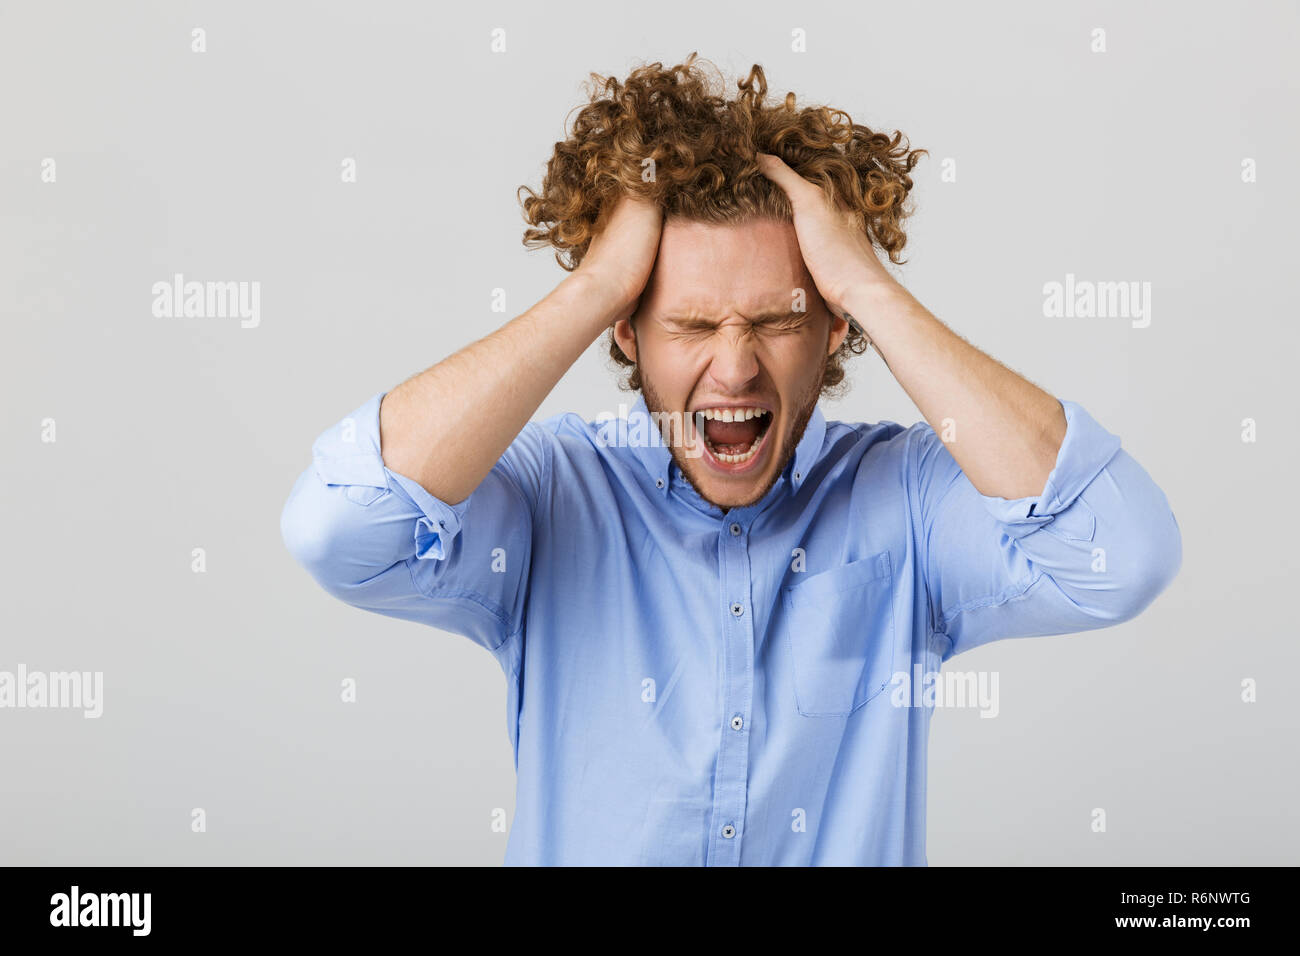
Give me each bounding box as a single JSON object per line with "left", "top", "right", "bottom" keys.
{"left": 706, "top": 432, "right": 763, "bottom": 464}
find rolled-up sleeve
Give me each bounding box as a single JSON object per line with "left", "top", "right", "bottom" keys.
{"left": 279, "top": 391, "right": 553, "bottom": 652}
{"left": 907, "top": 399, "right": 1182, "bottom": 660}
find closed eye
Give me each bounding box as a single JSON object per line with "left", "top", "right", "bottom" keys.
{"left": 665, "top": 315, "right": 809, "bottom": 337}
{"left": 757, "top": 315, "right": 807, "bottom": 334}
{"left": 666, "top": 326, "right": 715, "bottom": 339}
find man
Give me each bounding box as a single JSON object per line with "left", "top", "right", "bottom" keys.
{"left": 280, "top": 55, "right": 1181, "bottom": 865}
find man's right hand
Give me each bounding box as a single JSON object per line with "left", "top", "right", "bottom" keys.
{"left": 572, "top": 194, "right": 664, "bottom": 325}
{"left": 378, "top": 193, "right": 663, "bottom": 504}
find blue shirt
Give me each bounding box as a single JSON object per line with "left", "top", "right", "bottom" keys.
{"left": 280, "top": 392, "right": 1181, "bottom": 865}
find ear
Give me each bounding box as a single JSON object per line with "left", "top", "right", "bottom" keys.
{"left": 827, "top": 313, "right": 849, "bottom": 356}
{"left": 612, "top": 317, "right": 637, "bottom": 362}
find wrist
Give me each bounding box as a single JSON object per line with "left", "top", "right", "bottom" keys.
{"left": 553, "top": 272, "right": 633, "bottom": 333}
{"left": 840, "top": 277, "right": 912, "bottom": 330}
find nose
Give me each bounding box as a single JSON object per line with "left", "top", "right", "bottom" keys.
{"left": 705, "top": 322, "right": 761, "bottom": 391}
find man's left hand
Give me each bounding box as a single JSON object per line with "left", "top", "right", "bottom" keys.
{"left": 754, "top": 151, "right": 899, "bottom": 316}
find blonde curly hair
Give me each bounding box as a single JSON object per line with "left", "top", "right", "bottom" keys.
{"left": 517, "top": 52, "right": 926, "bottom": 395}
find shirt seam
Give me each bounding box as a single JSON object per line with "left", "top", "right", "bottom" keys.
{"left": 401, "top": 559, "right": 514, "bottom": 649}
{"left": 905, "top": 426, "right": 945, "bottom": 640}
{"left": 938, "top": 569, "right": 1044, "bottom": 630}
{"left": 492, "top": 417, "right": 560, "bottom": 657}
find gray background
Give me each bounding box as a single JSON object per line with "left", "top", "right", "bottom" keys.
{"left": 2, "top": 0, "right": 1295, "bottom": 865}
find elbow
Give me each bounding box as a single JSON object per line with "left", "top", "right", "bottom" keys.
{"left": 1073, "top": 450, "right": 1183, "bottom": 625}
{"left": 279, "top": 467, "right": 364, "bottom": 594}
{"left": 1101, "top": 507, "right": 1183, "bottom": 624}
{"left": 280, "top": 463, "right": 409, "bottom": 601}
{"left": 280, "top": 468, "right": 333, "bottom": 579}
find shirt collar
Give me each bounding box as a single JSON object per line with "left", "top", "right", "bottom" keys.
{"left": 625, "top": 393, "right": 827, "bottom": 499}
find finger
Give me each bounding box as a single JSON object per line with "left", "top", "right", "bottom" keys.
{"left": 755, "top": 152, "right": 818, "bottom": 203}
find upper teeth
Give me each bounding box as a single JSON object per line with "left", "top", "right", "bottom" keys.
{"left": 696, "top": 407, "right": 769, "bottom": 422}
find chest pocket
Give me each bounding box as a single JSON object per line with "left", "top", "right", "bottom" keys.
{"left": 781, "top": 551, "right": 897, "bottom": 718}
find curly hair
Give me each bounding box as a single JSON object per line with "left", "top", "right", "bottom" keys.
{"left": 517, "top": 52, "right": 926, "bottom": 396}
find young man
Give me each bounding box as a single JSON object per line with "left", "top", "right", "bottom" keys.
{"left": 280, "top": 55, "right": 1181, "bottom": 865}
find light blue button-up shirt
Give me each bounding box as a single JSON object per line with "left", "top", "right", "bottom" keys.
{"left": 280, "top": 392, "right": 1180, "bottom": 865}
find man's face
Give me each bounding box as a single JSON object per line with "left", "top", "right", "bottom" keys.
{"left": 613, "top": 216, "right": 848, "bottom": 510}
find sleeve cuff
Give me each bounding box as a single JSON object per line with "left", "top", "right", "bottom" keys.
{"left": 309, "top": 390, "right": 470, "bottom": 561}
{"left": 978, "top": 400, "right": 1122, "bottom": 537}
{"left": 387, "top": 471, "right": 470, "bottom": 561}
{"left": 309, "top": 392, "right": 392, "bottom": 506}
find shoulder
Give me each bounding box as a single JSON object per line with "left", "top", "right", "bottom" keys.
{"left": 821, "top": 415, "right": 932, "bottom": 467}
{"left": 518, "top": 407, "right": 652, "bottom": 477}
{"left": 528, "top": 408, "right": 624, "bottom": 452}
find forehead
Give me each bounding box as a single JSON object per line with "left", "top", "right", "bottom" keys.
{"left": 643, "top": 216, "right": 809, "bottom": 316}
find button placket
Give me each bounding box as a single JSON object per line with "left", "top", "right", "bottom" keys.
{"left": 707, "top": 514, "right": 756, "bottom": 866}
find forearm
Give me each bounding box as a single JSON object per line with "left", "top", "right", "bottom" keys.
{"left": 845, "top": 280, "right": 1067, "bottom": 500}
{"left": 379, "top": 274, "right": 619, "bottom": 504}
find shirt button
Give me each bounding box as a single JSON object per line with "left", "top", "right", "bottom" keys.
{"left": 730, "top": 603, "right": 744, "bottom": 617}
{"left": 655, "top": 478, "right": 664, "bottom": 488}
{"left": 721, "top": 824, "right": 736, "bottom": 839}
{"left": 729, "top": 522, "right": 742, "bottom": 536}
{"left": 793, "top": 471, "right": 801, "bottom": 481}
{"left": 731, "top": 715, "right": 743, "bottom": 731}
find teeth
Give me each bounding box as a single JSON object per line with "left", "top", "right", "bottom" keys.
{"left": 696, "top": 407, "right": 769, "bottom": 421}
{"left": 689, "top": 407, "right": 772, "bottom": 466}
{"left": 702, "top": 429, "right": 766, "bottom": 464}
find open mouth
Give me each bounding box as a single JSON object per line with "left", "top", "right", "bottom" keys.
{"left": 695, "top": 406, "right": 773, "bottom": 468}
